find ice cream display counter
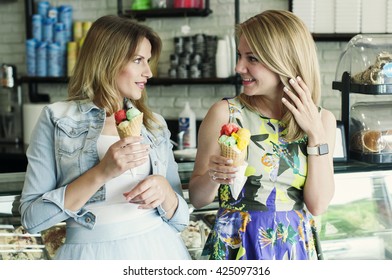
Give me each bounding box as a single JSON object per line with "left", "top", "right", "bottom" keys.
{"left": 2, "top": 161, "right": 392, "bottom": 260}
{"left": 320, "top": 170, "right": 392, "bottom": 259}
{"left": 180, "top": 161, "right": 392, "bottom": 260}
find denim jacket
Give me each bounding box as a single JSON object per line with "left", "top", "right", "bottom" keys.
{"left": 19, "top": 100, "right": 189, "bottom": 234}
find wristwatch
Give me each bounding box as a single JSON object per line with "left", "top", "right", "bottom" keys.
{"left": 307, "top": 143, "right": 329, "bottom": 156}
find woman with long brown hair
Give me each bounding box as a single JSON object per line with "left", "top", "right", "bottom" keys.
{"left": 20, "top": 15, "right": 190, "bottom": 260}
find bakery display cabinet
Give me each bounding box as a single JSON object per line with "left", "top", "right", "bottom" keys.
{"left": 333, "top": 34, "right": 392, "bottom": 163}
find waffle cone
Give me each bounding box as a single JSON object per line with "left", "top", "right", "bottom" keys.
{"left": 116, "top": 113, "right": 143, "bottom": 138}
{"left": 219, "top": 143, "right": 246, "bottom": 167}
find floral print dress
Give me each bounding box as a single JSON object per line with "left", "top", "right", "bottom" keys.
{"left": 201, "top": 97, "right": 322, "bottom": 260}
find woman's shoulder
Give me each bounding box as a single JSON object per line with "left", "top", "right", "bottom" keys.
{"left": 151, "top": 112, "right": 166, "bottom": 127}
{"left": 320, "top": 108, "right": 336, "bottom": 125}
{"left": 46, "top": 100, "right": 101, "bottom": 118}
{"left": 205, "top": 98, "right": 230, "bottom": 121}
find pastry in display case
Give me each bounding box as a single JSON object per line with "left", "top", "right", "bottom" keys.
{"left": 180, "top": 213, "right": 211, "bottom": 260}
{"left": 0, "top": 225, "right": 47, "bottom": 260}
{"left": 350, "top": 101, "right": 392, "bottom": 163}
{"left": 335, "top": 34, "right": 392, "bottom": 88}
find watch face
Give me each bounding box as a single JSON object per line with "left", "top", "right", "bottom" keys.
{"left": 319, "top": 144, "right": 329, "bottom": 155}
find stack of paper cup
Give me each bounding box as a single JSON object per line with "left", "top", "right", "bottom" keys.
{"left": 362, "top": 0, "right": 387, "bottom": 33}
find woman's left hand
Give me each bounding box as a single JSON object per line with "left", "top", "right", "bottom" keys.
{"left": 281, "top": 76, "right": 322, "bottom": 136}
{"left": 122, "top": 175, "right": 172, "bottom": 209}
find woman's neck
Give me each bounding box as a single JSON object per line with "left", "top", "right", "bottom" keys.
{"left": 101, "top": 115, "right": 118, "bottom": 136}
{"left": 252, "top": 96, "right": 284, "bottom": 120}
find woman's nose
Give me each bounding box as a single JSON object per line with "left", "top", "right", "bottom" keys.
{"left": 144, "top": 63, "right": 153, "bottom": 79}
{"left": 235, "top": 59, "right": 246, "bottom": 74}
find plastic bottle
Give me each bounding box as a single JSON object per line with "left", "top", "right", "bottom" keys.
{"left": 178, "top": 102, "right": 196, "bottom": 149}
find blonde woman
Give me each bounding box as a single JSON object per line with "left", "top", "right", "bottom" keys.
{"left": 20, "top": 15, "right": 190, "bottom": 260}
{"left": 189, "top": 10, "right": 336, "bottom": 260}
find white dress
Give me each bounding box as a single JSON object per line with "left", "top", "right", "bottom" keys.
{"left": 55, "top": 135, "right": 191, "bottom": 260}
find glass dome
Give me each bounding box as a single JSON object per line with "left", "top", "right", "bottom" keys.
{"left": 335, "top": 34, "right": 392, "bottom": 85}
{"left": 350, "top": 101, "right": 392, "bottom": 158}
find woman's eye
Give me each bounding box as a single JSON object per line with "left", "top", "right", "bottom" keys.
{"left": 134, "top": 58, "right": 142, "bottom": 64}
{"left": 248, "top": 56, "right": 258, "bottom": 62}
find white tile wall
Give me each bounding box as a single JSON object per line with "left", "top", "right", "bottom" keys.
{"left": 1, "top": 0, "right": 378, "bottom": 121}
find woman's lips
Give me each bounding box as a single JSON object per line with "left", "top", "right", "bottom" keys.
{"left": 136, "top": 82, "right": 146, "bottom": 89}
{"left": 242, "top": 78, "right": 255, "bottom": 86}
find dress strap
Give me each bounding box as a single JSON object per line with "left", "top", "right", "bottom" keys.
{"left": 225, "top": 97, "right": 244, "bottom": 127}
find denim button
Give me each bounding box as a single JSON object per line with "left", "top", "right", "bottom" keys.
{"left": 85, "top": 217, "right": 91, "bottom": 223}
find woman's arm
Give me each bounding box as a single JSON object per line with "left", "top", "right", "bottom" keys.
{"left": 303, "top": 109, "right": 336, "bottom": 215}
{"left": 64, "top": 135, "right": 149, "bottom": 211}
{"left": 188, "top": 100, "right": 237, "bottom": 209}
{"left": 123, "top": 118, "right": 189, "bottom": 231}
{"left": 20, "top": 107, "right": 72, "bottom": 233}
{"left": 282, "top": 77, "right": 336, "bottom": 216}
{"left": 20, "top": 107, "right": 150, "bottom": 233}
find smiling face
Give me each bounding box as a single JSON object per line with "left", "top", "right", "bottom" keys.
{"left": 235, "top": 35, "right": 281, "bottom": 99}
{"left": 116, "top": 37, "right": 153, "bottom": 101}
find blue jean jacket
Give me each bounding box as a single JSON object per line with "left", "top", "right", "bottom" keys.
{"left": 19, "top": 100, "right": 189, "bottom": 234}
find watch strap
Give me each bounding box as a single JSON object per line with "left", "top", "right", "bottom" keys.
{"left": 307, "top": 143, "right": 329, "bottom": 156}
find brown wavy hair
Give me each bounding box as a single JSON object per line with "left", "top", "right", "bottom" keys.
{"left": 67, "top": 15, "right": 162, "bottom": 131}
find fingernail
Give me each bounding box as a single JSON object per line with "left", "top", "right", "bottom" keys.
{"left": 283, "top": 86, "right": 289, "bottom": 92}
{"left": 289, "top": 78, "right": 295, "bottom": 84}
{"left": 296, "top": 76, "right": 302, "bottom": 81}
{"left": 227, "top": 159, "right": 233, "bottom": 164}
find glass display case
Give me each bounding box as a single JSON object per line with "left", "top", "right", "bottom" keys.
{"left": 349, "top": 101, "right": 392, "bottom": 163}
{"left": 2, "top": 167, "right": 392, "bottom": 260}
{"left": 333, "top": 34, "right": 392, "bottom": 162}
{"left": 335, "top": 34, "right": 392, "bottom": 86}
{"left": 320, "top": 170, "right": 392, "bottom": 259}
{"left": 184, "top": 170, "right": 392, "bottom": 260}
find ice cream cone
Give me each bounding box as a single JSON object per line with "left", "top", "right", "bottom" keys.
{"left": 116, "top": 113, "right": 143, "bottom": 138}
{"left": 219, "top": 142, "right": 246, "bottom": 167}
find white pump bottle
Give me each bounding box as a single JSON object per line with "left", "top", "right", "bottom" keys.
{"left": 178, "top": 102, "right": 196, "bottom": 149}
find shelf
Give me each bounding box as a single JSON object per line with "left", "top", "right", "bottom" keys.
{"left": 148, "top": 76, "right": 237, "bottom": 85}
{"left": 312, "top": 33, "right": 357, "bottom": 42}
{"left": 20, "top": 76, "right": 69, "bottom": 83}
{"left": 117, "top": 0, "right": 212, "bottom": 20}
{"left": 20, "top": 76, "right": 237, "bottom": 86}
{"left": 333, "top": 80, "right": 392, "bottom": 94}
{"left": 121, "top": 8, "right": 212, "bottom": 20}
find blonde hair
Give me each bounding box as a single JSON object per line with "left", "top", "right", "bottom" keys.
{"left": 236, "top": 10, "right": 321, "bottom": 142}
{"left": 68, "top": 15, "right": 162, "bottom": 131}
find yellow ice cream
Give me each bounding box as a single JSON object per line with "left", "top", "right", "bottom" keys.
{"left": 233, "top": 128, "right": 251, "bottom": 150}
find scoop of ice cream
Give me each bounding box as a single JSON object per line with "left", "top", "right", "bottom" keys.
{"left": 218, "top": 135, "right": 237, "bottom": 146}
{"left": 234, "top": 128, "right": 251, "bottom": 150}
{"left": 117, "top": 120, "right": 130, "bottom": 130}
{"left": 114, "top": 109, "right": 127, "bottom": 125}
{"left": 220, "top": 123, "right": 239, "bottom": 136}
{"left": 218, "top": 123, "right": 251, "bottom": 151}
{"left": 126, "top": 107, "right": 141, "bottom": 120}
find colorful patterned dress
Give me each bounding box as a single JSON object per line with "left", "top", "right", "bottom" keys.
{"left": 201, "top": 97, "right": 322, "bottom": 260}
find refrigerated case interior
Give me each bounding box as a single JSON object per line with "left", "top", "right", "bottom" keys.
{"left": 320, "top": 171, "right": 392, "bottom": 259}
